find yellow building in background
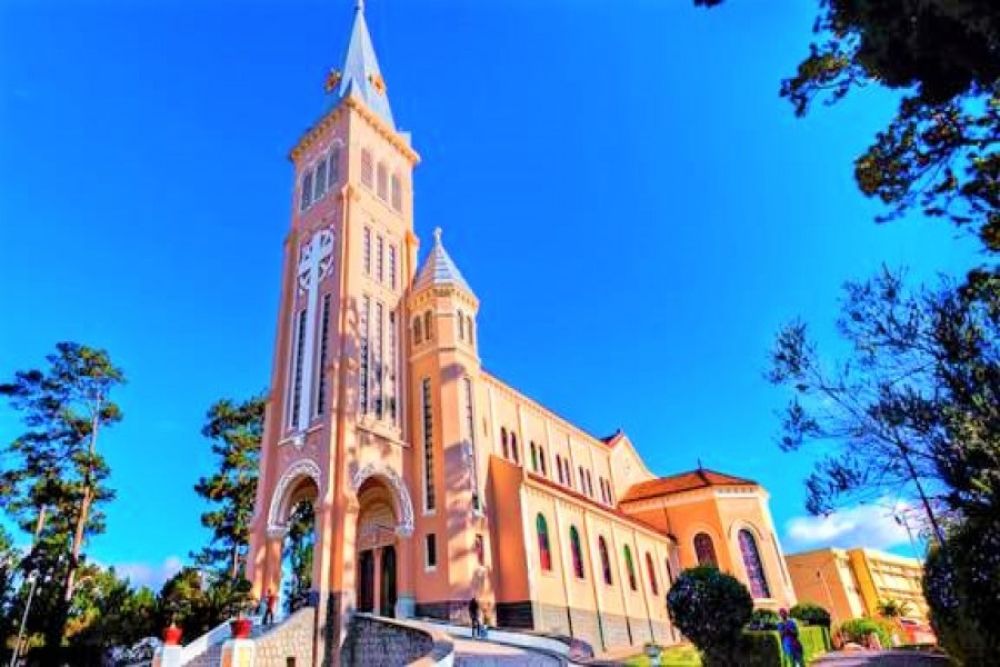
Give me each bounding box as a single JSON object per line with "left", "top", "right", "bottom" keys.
{"left": 786, "top": 547, "right": 928, "bottom": 626}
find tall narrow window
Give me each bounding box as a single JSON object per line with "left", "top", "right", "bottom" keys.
{"left": 579, "top": 466, "right": 586, "bottom": 492}
{"left": 738, "top": 529, "right": 771, "bottom": 599}
{"left": 598, "top": 537, "right": 613, "bottom": 585}
{"left": 646, "top": 552, "right": 659, "bottom": 596}
{"left": 458, "top": 310, "right": 465, "bottom": 340}
{"left": 363, "top": 227, "right": 372, "bottom": 275}
{"left": 536, "top": 514, "right": 552, "bottom": 571}
{"left": 359, "top": 296, "right": 370, "bottom": 414}
{"left": 315, "top": 159, "right": 327, "bottom": 200}
{"left": 315, "top": 294, "right": 332, "bottom": 416}
{"left": 413, "top": 316, "right": 422, "bottom": 345}
{"left": 390, "top": 173, "right": 402, "bottom": 211}
{"left": 555, "top": 455, "right": 563, "bottom": 483}
{"left": 289, "top": 309, "right": 307, "bottom": 427}
{"left": 388, "top": 245, "right": 397, "bottom": 290}
{"left": 422, "top": 377, "right": 435, "bottom": 512}
{"left": 463, "top": 377, "right": 479, "bottom": 511}
{"left": 624, "top": 545, "right": 637, "bottom": 591}
{"left": 388, "top": 311, "right": 397, "bottom": 423}
{"left": 327, "top": 147, "right": 340, "bottom": 186}
{"left": 374, "top": 302, "right": 384, "bottom": 419}
{"left": 694, "top": 533, "right": 717, "bottom": 567}
{"left": 511, "top": 433, "right": 519, "bottom": 464}
{"left": 569, "top": 526, "right": 585, "bottom": 579}
{"left": 539, "top": 446, "right": 547, "bottom": 476}
{"left": 475, "top": 535, "right": 485, "bottom": 566}
{"left": 586, "top": 470, "right": 594, "bottom": 497}
{"left": 376, "top": 235, "right": 384, "bottom": 283}
{"left": 425, "top": 534, "right": 437, "bottom": 568}
{"left": 424, "top": 311, "right": 433, "bottom": 339}
{"left": 376, "top": 162, "right": 388, "bottom": 200}
{"left": 467, "top": 316, "right": 474, "bottom": 344}
{"left": 300, "top": 171, "right": 314, "bottom": 211}
{"left": 361, "top": 149, "right": 373, "bottom": 187}
{"left": 501, "top": 428, "right": 509, "bottom": 459}
{"left": 530, "top": 442, "right": 538, "bottom": 472}
{"left": 564, "top": 459, "right": 572, "bottom": 488}
{"left": 665, "top": 558, "right": 674, "bottom": 585}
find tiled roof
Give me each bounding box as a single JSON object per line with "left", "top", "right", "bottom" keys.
{"left": 325, "top": 2, "right": 395, "bottom": 129}
{"left": 413, "top": 228, "right": 473, "bottom": 294}
{"left": 620, "top": 468, "right": 757, "bottom": 504}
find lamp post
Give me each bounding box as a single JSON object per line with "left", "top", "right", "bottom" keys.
{"left": 9, "top": 570, "right": 39, "bottom": 667}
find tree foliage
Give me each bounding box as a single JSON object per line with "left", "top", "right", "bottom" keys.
{"left": 666, "top": 567, "right": 753, "bottom": 666}
{"left": 698, "top": 0, "right": 1000, "bottom": 252}
{"left": 0, "top": 342, "right": 125, "bottom": 651}
{"left": 282, "top": 501, "right": 315, "bottom": 614}
{"left": 192, "top": 394, "right": 265, "bottom": 580}
{"left": 768, "top": 269, "right": 999, "bottom": 536}
{"left": 790, "top": 602, "right": 832, "bottom": 628}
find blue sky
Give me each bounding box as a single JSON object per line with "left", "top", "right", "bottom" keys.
{"left": 0, "top": 0, "right": 982, "bottom": 588}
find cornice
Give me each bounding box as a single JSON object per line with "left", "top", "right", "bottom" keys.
{"left": 288, "top": 96, "right": 421, "bottom": 165}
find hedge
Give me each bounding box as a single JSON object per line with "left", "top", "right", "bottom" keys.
{"left": 838, "top": 617, "right": 893, "bottom": 648}
{"left": 741, "top": 626, "right": 830, "bottom": 666}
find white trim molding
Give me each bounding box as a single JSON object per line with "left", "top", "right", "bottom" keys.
{"left": 351, "top": 462, "right": 415, "bottom": 537}
{"left": 266, "top": 458, "right": 322, "bottom": 538}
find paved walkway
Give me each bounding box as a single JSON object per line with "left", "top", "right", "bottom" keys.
{"left": 814, "top": 650, "right": 950, "bottom": 666}
{"left": 451, "top": 636, "right": 560, "bottom": 666}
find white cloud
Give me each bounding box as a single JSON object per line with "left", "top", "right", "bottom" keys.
{"left": 783, "top": 502, "right": 916, "bottom": 553}
{"left": 113, "top": 555, "right": 184, "bottom": 590}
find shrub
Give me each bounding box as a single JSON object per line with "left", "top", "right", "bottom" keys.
{"left": 790, "top": 602, "right": 831, "bottom": 628}
{"left": 924, "top": 518, "right": 1000, "bottom": 666}
{"left": 838, "top": 618, "right": 892, "bottom": 648}
{"left": 798, "top": 625, "right": 832, "bottom": 660}
{"left": 740, "top": 626, "right": 829, "bottom": 666}
{"left": 748, "top": 608, "right": 780, "bottom": 630}
{"left": 667, "top": 567, "right": 753, "bottom": 666}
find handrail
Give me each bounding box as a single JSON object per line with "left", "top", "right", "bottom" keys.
{"left": 178, "top": 617, "right": 237, "bottom": 664}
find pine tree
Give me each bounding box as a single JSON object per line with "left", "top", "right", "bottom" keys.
{"left": 192, "top": 394, "right": 265, "bottom": 581}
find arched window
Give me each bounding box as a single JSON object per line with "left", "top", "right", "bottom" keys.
{"left": 315, "top": 159, "right": 327, "bottom": 199}
{"left": 738, "top": 529, "right": 771, "bottom": 599}
{"left": 328, "top": 146, "right": 341, "bottom": 185}
{"left": 624, "top": 545, "right": 637, "bottom": 591}
{"left": 413, "top": 317, "right": 422, "bottom": 344}
{"left": 585, "top": 470, "right": 594, "bottom": 497}
{"left": 536, "top": 514, "right": 552, "bottom": 571}
{"left": 539, "top": 446, "right": 547, "bottom": 476}
{"left": 510, "top": 433, "right": 519, "bottom": 464}
{"left": 530, "top": 442, "right": 538, "bottom": 472}
{"left": 694, "top": 533, "right": 718, "bottom": 567}
{"left": 598, "top": 536, "right": 613, "bottom": 585}
{"left": 301, "top": 170, "right": 314, "bottom": 210}
{"left": 564, "top": 459, "right": 572, "bottom": 488}
{"left": 569, "top": 526, "right": 585, "bottom": 579}
{"left": 555, "top": 455, "right": 563, "bottom": 483}
{"left": 645, "top": 552, "right": 659, "bottom": 596}
{"left": 360, "top": 149, "right": 373, "bottom": 187}
{"left": 376, "top": 162, "right": 388, "bottom": 200}
{"left": 424, "top": 311, "right": 433, "bottom": 339}
{"left": 579, "top": 466, "right": 586, "bottom": 491}
{"left": 501, "top": 427, "right": 509, "bottom": 459}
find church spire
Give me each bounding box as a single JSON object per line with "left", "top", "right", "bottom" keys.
{"left": 325, "top": 0, "right": 395, "bottom": 129}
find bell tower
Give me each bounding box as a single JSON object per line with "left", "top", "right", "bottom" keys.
{"left": 248, "top": 1, "right": 421, "bottom": 662}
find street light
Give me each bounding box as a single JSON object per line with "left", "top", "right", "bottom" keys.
{"left": 9, "top": 569, "right": 39, "bottom": 667}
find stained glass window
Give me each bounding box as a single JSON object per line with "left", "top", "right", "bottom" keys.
{"left": 646, "top": 552, "right": 659, "bottom": 596}
{"left": 694, "top": 533, "right": 717, "bottom": 567}
{"left": 570, "top": 526, "right": 585, "bottom": 579}
{"left": 624, "top": 545, "right": 637, "bottom": 591}
{"left": 599, "top": 537, "right": 612, "bottom": 585}
{"left": 536, "top": 514, "right": 551, "bottom": 571}
{"left": 739, "top": 529, "right": 771, "bottom": 599}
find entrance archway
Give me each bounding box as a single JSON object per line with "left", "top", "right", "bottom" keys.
{"left": 264, "top": 459, "right": 321, "bottom": 618}
{"left": 380, "top": 545, "right": 397, "bottom": 616}
{"left": 355, "top": 477, "right": 402, "bottom": 618}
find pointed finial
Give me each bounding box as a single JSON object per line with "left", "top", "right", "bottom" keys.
{"left": 355, "top": 0, "right": 365, "bottom": 13}
{"left": 697, "top": 458, "right": 704, "bottom": 471}
{"left": 433, "top": 227, "right": 443, "bottom": 244}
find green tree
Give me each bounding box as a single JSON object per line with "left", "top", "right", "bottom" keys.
{"left": 282, "top": 501, "right": 315, "bottom": 614}
{"left": 666, "top": 567, "right": 753, "bottom": 666}
{"left": 875, "top": 598, "right": 912, "bottom": 619}
{"left": 698, "top": 0, "right": 1000, "bottom": 253}
{"left": 192, "top": 394, "right": 265, "bottom": 581}
{"left": 0, "top": 342, "right": 125, "bottom": 652}
{"left": 790, "top": 602, "right": 832, "bottom": 628}
{"left": 768, "top": 269, "right": 999, "bottom": 540}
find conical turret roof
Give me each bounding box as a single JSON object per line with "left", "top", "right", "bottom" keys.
{"left": 413, "top": 228, "right": 473, "bottom": 294}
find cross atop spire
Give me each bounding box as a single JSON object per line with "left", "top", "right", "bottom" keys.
{"left": 325, "top": 0, "right": 395, "bottom": 129}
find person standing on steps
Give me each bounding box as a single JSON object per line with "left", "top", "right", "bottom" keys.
{"left": 262, "top": 588, "right": 277, "bottom": 626}
{"left": 468, "top": 597, "right": 481, "bottom": 639}
{"left": 777, "top": 608, "right": 805, "bottom": 667}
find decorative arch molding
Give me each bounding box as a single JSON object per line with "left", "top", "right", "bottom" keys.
{"left": 351, "top": 462, "right": 415, "bottom": 537}
{"left": 267, "top": 458, "right": 322, "bottom": 538}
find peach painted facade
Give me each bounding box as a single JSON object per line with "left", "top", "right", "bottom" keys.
{"left": 245, "top": 5, "right": 795, "bottom": 663}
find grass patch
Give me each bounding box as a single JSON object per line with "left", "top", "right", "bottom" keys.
{"left": 625, "top": 645, "right": 702, "bottom": 666}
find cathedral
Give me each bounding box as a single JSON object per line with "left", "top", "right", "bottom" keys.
{"left": 247, "top": 3, "right": 796, "bottom": 661}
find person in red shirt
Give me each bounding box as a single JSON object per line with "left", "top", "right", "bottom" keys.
{"left": 263, "top": 588, "right": 277, "bottom": 625}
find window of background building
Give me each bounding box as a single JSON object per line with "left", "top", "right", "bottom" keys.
{"left": 425, "top": 534, "right": 437, "bottom": 569}
{"left": 624, "top": 545, "right": 637, "bottom": 591}
{"left": 570, "top": 526, "right": 585, "bottom": 579}
{"left": 646, "top": 552, "right": 659, "bottom": 596}
{"left": 599, "top": 536, "right": 613, "bottom": 585}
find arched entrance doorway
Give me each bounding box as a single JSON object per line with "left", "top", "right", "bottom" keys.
{"left": 355, "top": 477, "right": 400, "bottom": 617}
{"left": 265, "top": 459, "right": 321, "bottom": 619}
